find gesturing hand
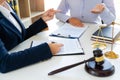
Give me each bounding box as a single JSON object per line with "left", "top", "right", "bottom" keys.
{"left": 41, "top": 8, "right": 60, "bottom": 21}
{"left": 91, "top": 3, "right": 105, "bottom": 14}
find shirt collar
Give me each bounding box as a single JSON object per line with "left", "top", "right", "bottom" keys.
{"left": 0, "top": 2, "right": 14, "bottom": 16}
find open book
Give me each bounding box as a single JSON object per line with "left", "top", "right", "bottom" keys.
{"left": 31, "top": 38, "right": 84, "bottom": 56}
{"left": 49, "top": 23, "right": 88, "bottom": 39}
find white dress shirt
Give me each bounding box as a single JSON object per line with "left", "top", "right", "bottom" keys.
{"left": 0, "top": 2, "right": 22, "bottom": 33}
{"left": 56, "top": 0, "right": 116, "bottom": 25}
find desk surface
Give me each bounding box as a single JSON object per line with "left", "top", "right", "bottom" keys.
{"left": 0, "top": 20, "right": 120, "bottom": 80}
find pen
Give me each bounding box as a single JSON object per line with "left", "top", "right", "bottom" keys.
{"left": 53, "top": 52, "right": 84, "bottom": 56}
{"left": 30, "top": 41, "right": 33, "bottom": 48}
{"left": 51, "top": 41, "right": 56, "bottom": 43}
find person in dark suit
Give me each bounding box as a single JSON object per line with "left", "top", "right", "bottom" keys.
{"left": 0, "top": 0, "right": 63, "bottom": 73}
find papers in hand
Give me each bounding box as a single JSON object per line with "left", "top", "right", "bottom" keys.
{"left": 49, "top": 23, "right": 88, "bottom": 39}
{"left": 31, "top": 38, "right": 84, "bottom": 56}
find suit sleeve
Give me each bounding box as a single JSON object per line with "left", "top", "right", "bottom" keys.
{"left": 0, "top": 39, "right": 52, "bottom": 73}
{"left": 25, "top": 18, "right": 48, "bottom": 39}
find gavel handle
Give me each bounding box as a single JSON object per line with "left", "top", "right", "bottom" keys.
{"left": 48, "top": 57, "right": 94, "bottom": 75}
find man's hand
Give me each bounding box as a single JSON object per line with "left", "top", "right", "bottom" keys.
{"left": 91, "top": 3, "right": 105, "bottom": 14}
{"left": 41, "top": 8, "right": 60, "bottom": 21}
{"left": 67, "top": 17, "right": 84, "bottom": 27}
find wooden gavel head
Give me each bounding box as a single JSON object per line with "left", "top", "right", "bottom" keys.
{"left": 93, "top": 49, "right": 104, "bottom": 65}
{"left": 48, "top": 49, "right": 114, "bottom": 76}
{"left": 85, "top": 48, "right": 115, "bottom": 77}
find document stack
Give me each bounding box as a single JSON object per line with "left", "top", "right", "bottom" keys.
{"left": 91, "top": 25, "right": 120, "bottom": 44}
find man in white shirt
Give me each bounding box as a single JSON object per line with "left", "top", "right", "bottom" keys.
{"left": 56, "top": 0, "right": 116, "bottom": 27}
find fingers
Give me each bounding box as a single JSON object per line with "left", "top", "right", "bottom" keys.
{"left": 48, "top": 42, "right": 64, "bottom": 55}
{"left": 51, "top": 42, "right": 64, "bottom": 47}
{"left": 48, "top": 8, "right": 61, "bottom": 13}
{"left": 56, "top": 43, "right": 64, "bottom": 47}
{"left": 91, "top": 4, "right": 105, "bottom": 14}
{"left": 68, "top": 17, "right": 84, "bottom": 27}
{"left": 47, "top": 8, "right": 61, "bottom": 16}
{"left": 53, "top": 10, "right": 61, "bottom": 13}
{"left": 41, "top": 8, "right": 61, "bottom": 21}
{"left": 71, "top": 22, "right": 84, "bottom": 27}
{"left": 46, "top": 9, "right": 56, "bottom": 18}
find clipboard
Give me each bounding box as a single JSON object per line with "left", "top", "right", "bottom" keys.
{"left": 49, "top": 23, "right": 88, "bottom": 39}
{"left": 31, "top": 38, "right": 84, "bottom": 56}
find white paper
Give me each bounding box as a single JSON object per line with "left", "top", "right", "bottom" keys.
{"left": 32, "top": 38, "right": 84, "bottom": 55}
{"left": 49, "top": 23, "right": 88, "bottom": 39}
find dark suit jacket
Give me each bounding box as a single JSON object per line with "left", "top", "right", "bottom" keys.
{"left": 0, "top": 10, "right": 52, "bottom": 73}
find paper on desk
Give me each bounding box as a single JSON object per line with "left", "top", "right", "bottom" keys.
{"left": 32, "top": 38, "right": 84, "bottom": 55}
{"left": 49, "top": 23, "right": 88, "bottom": 39}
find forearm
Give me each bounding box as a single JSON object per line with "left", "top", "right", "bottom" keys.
{"left": 0, "top": 43, "right": 52, "bottom": 73}
{"left": 25, "top": 18, "right": 48, "bottom": 39}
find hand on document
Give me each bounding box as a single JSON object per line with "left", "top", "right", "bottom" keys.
{"left": 49, "top": 38, "right": 84, "bottom": 56}
{"left": 67, "top": 17, "right": 84, "bottom": 27}
{"left": 31, "top": 38, "right": 84, "bottom": 56}
{"left": 48, "top": 42, "right": 64, "bottom": 55}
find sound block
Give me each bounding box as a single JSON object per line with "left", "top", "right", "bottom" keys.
{"left": 85, "top": 60, "right": 115, "bottom": 77}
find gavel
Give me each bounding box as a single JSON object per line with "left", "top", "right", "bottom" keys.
{"left": 48, "top": 49, "right": 115, "bottom": 77}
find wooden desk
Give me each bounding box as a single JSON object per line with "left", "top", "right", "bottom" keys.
{"left": 0, "top": 21, "right": 120, "bottom": 80}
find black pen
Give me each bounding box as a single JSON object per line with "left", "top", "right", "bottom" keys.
{"left": 51, "top": 41, "right": 56, "bottom": 43}
{"left": 53, "top": 52, "right": 84, "bottom": 56}
{"left": 30, "top": 41, "right": 33, "bottom": 48}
